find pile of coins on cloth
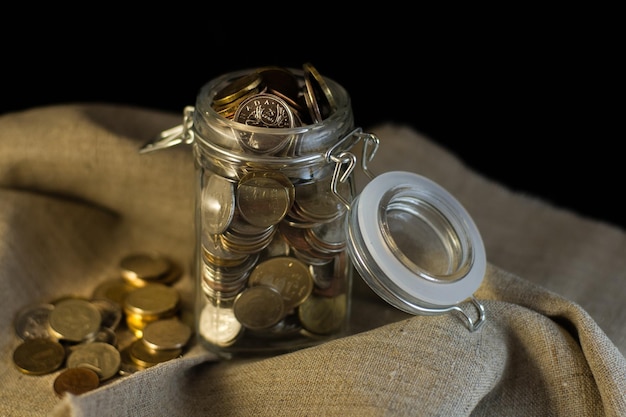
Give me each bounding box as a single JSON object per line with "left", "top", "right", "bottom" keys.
{"left": 11, "top": 253, "right": 192, "bottom": 398}
{"left": 196, "top": 63, "right": 352, "bottom": 350}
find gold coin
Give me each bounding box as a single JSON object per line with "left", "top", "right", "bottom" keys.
{"left": 141, "top": 318, "right": 192, "bottom": 351}
{"left": 13, "top": 338, "right": 65, "bottom": 375}
{"left": 213, "top": 72, "right": 263, "bottom": 108}
{"left": 66, "top": 341, "right": 121, "bottom": 381}
{"left": 48, "top": 298, "right": 102, "bottom": 342}
{"left": 119, "top": 344, "right": 146, "bottom": 375}
{"left": 120, "top": 253, "right": 172, "bottom": 287}
{"left": 128, "top": 339, "right": 182, "bottom": 368}
{"left": 53, "top": 367, "right": 100, "bottom": 398}
{"left": 123, "top": 283, "right": 180, "bottom": 318}
{"left": 237, "top": 172, "right": 294, "bottom": 228}
{"left": 92, "top": 278, "right": 137, "bottom": 307}
{"left": 298, "top": 293, "right": 347, "bottom": 335}
{"left": 248, "top": 256, "right": 313, "bottom": 310}
{"left": 233, "top": 285, "right": 285, "bottom": 330}
{"left": 302, "top": 62, "right": 336, "bottom": 123}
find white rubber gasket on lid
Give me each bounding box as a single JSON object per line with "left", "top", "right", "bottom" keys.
{"left": 355, "top": 171, "right": 486, "bottom": 308}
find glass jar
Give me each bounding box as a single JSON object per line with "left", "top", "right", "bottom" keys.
{"left": 141, "top": 64, "right": 487, "bottom": 359}
{"left": 194, "top": 65, "right": 360, "bottom": 357}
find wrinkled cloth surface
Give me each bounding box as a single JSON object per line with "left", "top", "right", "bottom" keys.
{"left": 1, "top": 104, "right": 625, "bottom": 416}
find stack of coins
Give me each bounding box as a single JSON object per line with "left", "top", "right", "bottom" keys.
{"left": 10, "top": 252, "right": 192, "bottom": 398}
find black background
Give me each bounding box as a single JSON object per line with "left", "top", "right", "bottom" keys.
{"left": 2, "top": 13, "right": 622, "bottom": 230}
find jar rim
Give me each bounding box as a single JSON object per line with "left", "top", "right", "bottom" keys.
{"left": 194, "top": 67, "right": 353, "bottom": 137}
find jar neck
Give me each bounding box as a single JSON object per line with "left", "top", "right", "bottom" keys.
{"left": 192, "top": 67, "right": 355, "bottom": 158}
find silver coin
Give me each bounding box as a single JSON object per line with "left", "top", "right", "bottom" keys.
{"left": 14, "top": 303, "right": 55, "bottom": 340}
{"left": 233, "top": 93, "right": 295, "bottom": 154}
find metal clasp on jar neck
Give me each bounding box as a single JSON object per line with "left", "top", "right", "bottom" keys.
{"left": 139, "top": 106, "right": 196, "bottom": 153}
{"left": 327, "top": 128, "right": 380, "bottom": 210}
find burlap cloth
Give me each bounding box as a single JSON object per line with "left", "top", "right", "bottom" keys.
{"left": 1, "top": 104, "right": 625, "bottom": 416}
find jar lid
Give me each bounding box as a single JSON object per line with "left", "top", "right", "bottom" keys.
{"left": 346, "top": 171, "right": 486, "bottom": 329}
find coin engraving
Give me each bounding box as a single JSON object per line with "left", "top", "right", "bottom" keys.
{"left": 234, "top": 93, "right": 294, "bottom": 154}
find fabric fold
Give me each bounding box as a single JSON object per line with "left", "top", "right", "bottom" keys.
{"left": 2, "top": 104, "right": 625, "bottom": 416}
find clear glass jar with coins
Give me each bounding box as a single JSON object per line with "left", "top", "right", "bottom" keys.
{"left": 191, "top": 64, "right": 362, "bottom": 357}
{"left": 142, "top": 63, "right": 488, "bottom": 358}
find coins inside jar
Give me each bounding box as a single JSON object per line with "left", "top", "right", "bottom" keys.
{"left": 233, "top": 93, "right": 296, "bottom": 154}
{"left": 207, "top": 62, "right": 344, "bottom": 157}
{"left": 196, "top": 63, "right": 354, "bottom": 355}
{"left": 197, "top": 169, "right": 351, "bottom": 342}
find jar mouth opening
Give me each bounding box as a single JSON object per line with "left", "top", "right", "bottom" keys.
{"left": 195, "top": 68, "right": 353, "bottom": 136}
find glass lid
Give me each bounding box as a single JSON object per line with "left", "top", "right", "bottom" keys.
{"left": 345, "top": 171, "right": 486, "bottom": 331}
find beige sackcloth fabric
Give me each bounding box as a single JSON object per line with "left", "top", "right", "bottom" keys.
{"left": 1, "top": 104, "right": 625, "bottom": 417}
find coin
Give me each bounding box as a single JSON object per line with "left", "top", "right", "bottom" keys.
{"left": 202, "top": 234, "right": 249, "bottom": 267}
{"left": 303, "top": 62, "right": 337, "bottom": 123}
{"left": 92, "top": 278, "right": 137, "bottom": 307}
{"left": 298, "top": 293, "right": 347, "bottom": 335}
{"left": 236, "top": 172, "right": 294, "bottom": 228}
{"left": 13, "top": 302, "right": 55, "bottom": 340}
{"left": 198, "top": 302, "right": 242, "bottom": 347}
{"left": 118, "top": 344, "right": 146, "bottom": 375}
{"left": 213, "top": 71, "right": 263, "bottom": 108}
{"left": 141, "top": 318, "right": 192, "bottom": 351}
{"left": 123, "top": 282, "right": 180, "bottom": 319}
{"left": 53, "top": 367, "right": 100, "bottom": 398}
{"left": 48, "top": 298, "right": 102, "bottom": 342}
{"left": 66, "top": 341, "right": 121, "bottom": 381}
{"left": 248, "top": 256, "right": 313, "bottom": 310}
{"left": 233, "top": 93, "right": 295, "bottom": 154}
{"left": 128, "top": 339, "right": 182, "bottom": 368}
{"left": 13, "top": 338, "right": 65, "bottom": 375}
{"left": 90, "top": 298, "right": 123, "bottom": 330}
{"left": 202, "top": 174, "right": 235, "bottom": 235}
{"left": 233, "top": 285, "right": 285, "bottom": 330}
{"left": 120, "top": 252, "right": 172, "bottom": 287}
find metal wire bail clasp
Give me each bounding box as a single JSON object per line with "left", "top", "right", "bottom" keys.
{"left": 328, "top": 129, "right": 380, "bottom": 210}
{"left": 139, "top": 106, "right": 196, "bottom": 153}
{"left": 452, "top": 297, "right": 486, "bottom": 332}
